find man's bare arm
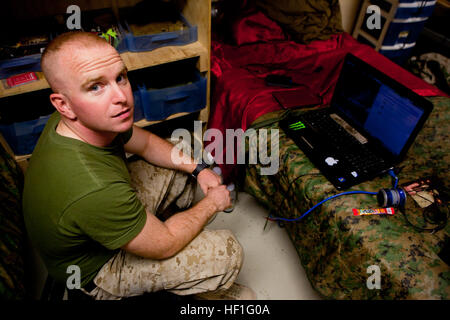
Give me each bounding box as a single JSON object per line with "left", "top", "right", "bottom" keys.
{"left": 124, "top": 125, "right": 196, "bottom": 174}
{"left": 121, "top": 185, "right": 230, "bottom": 259}
{"left": 124, "top": 125, "right": 223, "bottom": 195}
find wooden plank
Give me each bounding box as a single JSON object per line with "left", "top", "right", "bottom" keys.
{"left": 437, "top": 0, "right": 450, "bottom": 8}
{"left": 15, "top": 154, "right": 32, "bottom": 162}
{"left": 182, "top": 0, "right": 211, "bottom": 126}
{"left": 199, "top": 103, "right": 209, "bottom": 123}
{"left": 352, "top": 0, "right": 399, "bottom": 51}
{"left": 358, "top": 30, "right": 379, "bottom": 45}
{"left": 0, "top": 72, "right": 50, "bottom": 98}
{"left": 0, "top": 133, "right": 15, "bottom": 158}
{"left": 121, "top": 41, "right": 209, "bottom": 73}
{"left": 352, "top": 1, "right": 371, "bottom": 38}
{"left": 16, "top": 157, "right": 29, "bottom": 174}
{"left": 0, "top": 132, "right": 29, "bottom": 173}
{"left": 134, "top": 112, "right": 192, "bottom": 128}
{"left": 182, "top": 0, "right": 211, "bottom": 53}
{"left": 375, "top": 0, "right": 398, "bottom": 51}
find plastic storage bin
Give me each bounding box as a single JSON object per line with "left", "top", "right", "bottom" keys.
{"left": 380, "top": 0, "right": 435, "bottom": 65}
{"left": 379, "top": 46, "right": 414, "bottom": 65}
{"left": 133, "top": 71, "right": 206, "bottom": 121}
{"left": 115, "top": 13, "right": 197, "bottom": 53}
{"left": 353, "top": 0, "right": 436, "bottom": 65}
{"left": 382, "top": 19, "right": 430, "bottom": 46}
{"left": 0, "top": 7, "right": 122, "bottom": 79}
{"left": 0, "top": 114, "right": 50, "bottom": 155}
{"left": 394, "top": 1, "right": 436, "bottom": 19}
{"left": 0, "top": 53, "right": 42, "bottom": 79}
{"left": 133, "top": 90, "right": 145, "bottom": 122}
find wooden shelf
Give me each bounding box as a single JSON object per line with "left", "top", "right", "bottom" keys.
{"left": 0, "top": 41, "right": 208, "bottom": 99}
{"left": 134, "top": 112, "right": 193, "bottom": 128}
{"left": 0, "top": 72, "right": 49, "bottom": 98}
{"left": 1, "top": 0, "right": 211, "bottom": 174}
{"left": 121, "top": 41, "right": 209, "bottom": 73}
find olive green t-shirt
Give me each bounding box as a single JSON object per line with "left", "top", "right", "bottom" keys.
{"left": 22, "top": 112, "right": 146, "bottom": 287}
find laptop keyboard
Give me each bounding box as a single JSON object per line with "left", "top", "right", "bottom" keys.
{"left": 300, "top": 109, "right": 361, "bottom": 148}
{"left": 298, "top": 109, "right": 386, "bottom": 174}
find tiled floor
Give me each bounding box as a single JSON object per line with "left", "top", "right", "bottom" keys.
{"left": 203, "top": 191, "right": 321, "bottom": 300}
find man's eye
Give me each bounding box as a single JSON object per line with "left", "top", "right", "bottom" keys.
{"left": 117, "top": 74, "right": 127, "bottom": 83}
{"left": 89, "top": 84, "right": 101, "bottom": 91}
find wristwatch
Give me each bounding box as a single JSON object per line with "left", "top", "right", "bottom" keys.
{"left": 191, "top": 160, "right": 210, "bottom": 178}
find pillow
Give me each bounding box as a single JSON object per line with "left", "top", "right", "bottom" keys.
{"left": 255, "top": 0, "right": 343, "bottom": 44}
{"left": 232, "top": 11, "right": 286, "bottom": 45}
{"left": 0, "top": 142, "right": 27, "bottom": 299}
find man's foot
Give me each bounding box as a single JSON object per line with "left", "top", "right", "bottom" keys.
{"left": 194, "top": 283, "right": 256, "bottom": 300}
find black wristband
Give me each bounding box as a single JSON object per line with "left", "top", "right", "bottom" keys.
{"left": 191, "top": 160, "right": 209, "bottom": 179}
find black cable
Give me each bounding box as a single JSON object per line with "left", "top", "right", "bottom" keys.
{"left": 399, "top": 185, "right": 449, "bottom": 233}
{"left": 400, "top": 204, "right": 448, "bottom": 233}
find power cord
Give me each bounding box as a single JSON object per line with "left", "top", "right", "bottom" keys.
{"left": 400, "top": 203, "right": 448, "bottom": 234}
{"left": 267, "top": 172, "right": 378, "bottom": 223}
{"left": 267, "top": 190, "right": 378, "bottom": 223}
{"left": 266, "top": 169, "right": 448, "bottom": 233}
{"left": 265, "top": 172, "right": 320, "bottom": 229}
{"left": 399, "top": 177, "right": 449, "bottom": 233}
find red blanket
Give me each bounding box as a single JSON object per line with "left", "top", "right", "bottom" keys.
{"left": 207, "top": 32, "right": 446, "bottom": 183}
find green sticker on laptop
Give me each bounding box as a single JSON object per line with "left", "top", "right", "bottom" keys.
{"left": 289, "top": 121, "right": 306, "bottom": 130}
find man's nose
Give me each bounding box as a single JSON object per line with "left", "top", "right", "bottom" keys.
{"left": 111, "top": 83, "right": 127, "bottom": 104}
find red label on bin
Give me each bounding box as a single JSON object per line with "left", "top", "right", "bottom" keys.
{"left": 6, "top": 72, "right": 38, "bottom": 87}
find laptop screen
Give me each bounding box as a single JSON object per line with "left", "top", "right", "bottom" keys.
{"left": 332, "top": 56, "right": 425, "bottom": 157}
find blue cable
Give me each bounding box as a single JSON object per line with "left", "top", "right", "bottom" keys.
{"left": 269, "top": 190, "right": 378, "bottom": 222}
{"left": 268, "top": 170, "right": 400, "bottom": 223}
{"left": 388, "top": 169, "right": 398, "bottom": 188}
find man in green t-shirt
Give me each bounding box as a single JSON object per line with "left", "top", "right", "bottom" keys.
{"left": 23, "top": 32, "right": 249, "bottom": 300}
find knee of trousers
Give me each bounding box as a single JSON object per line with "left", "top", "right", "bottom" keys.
{"left": 215, "top": 229, "right": 244, "bottom": 272}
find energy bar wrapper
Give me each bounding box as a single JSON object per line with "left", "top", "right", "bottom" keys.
{"left": 353, "top": 207, "right": 395, "bottom": 216}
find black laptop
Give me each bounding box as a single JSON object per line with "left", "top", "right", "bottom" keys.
{"left": 279, "top": 53, "right": 433, "bottom": 190}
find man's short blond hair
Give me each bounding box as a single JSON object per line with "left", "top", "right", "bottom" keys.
{"left": 41, "top": 31, "right": 111, "bottom": 92}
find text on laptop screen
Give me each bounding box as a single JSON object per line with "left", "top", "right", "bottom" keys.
{"left": 333, "top": 60, "right": 424, "bottom": 156}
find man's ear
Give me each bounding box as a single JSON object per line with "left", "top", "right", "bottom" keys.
{"left": 49, "top": 93, "right": 76, "bottom": 120}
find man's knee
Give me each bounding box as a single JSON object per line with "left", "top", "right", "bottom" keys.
{"left": 214, "top": 229, "right": 243, "bottom": 271}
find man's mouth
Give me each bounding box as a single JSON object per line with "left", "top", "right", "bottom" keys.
{"left": 113, "top": 109, "right": 131, "bottom": 118}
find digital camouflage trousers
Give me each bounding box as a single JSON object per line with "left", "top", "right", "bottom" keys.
{"left": 83, "top": 158, "right": 243, "bottom": 300}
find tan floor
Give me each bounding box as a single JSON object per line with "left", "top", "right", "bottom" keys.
{"left": 199, "top": 190, "right": 322, "bottom": 300}
{"left": 33, "top": 190, "right": 322, "bottom": 300}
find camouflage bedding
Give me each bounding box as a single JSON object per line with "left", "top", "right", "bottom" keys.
{"left": 0, "top": 142, "right": 26, "bottom": 299}
{"left": 244, "top": 96, "right": 449, "bottom": 299}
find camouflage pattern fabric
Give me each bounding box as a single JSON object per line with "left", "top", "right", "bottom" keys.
{"left": 244, "top": 96, "right": 450, "bottom": 299}
{"left": 85, "top": 229, "right": 243, "bottom": 300}
{"left": 83, "top": 158, "right": 243, "bottom": 300}
{"left": 0, "top": 143, "right": 26, "bottom": 299}
{"left": 255, "top": 0, "right": 343, "bottom": 43}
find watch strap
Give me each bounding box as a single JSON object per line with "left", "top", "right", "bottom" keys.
{"left": 191, "top": 160, "right": 209, "bottom": 178}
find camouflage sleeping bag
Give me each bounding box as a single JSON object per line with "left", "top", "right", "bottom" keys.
{"left": 244, "top": 96, "right": 449, "bottom": 299}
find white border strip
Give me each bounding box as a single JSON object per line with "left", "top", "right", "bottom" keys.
{"left": 381, "top": 42, "right": 416, "bottom": 50}
{"left": 398, "top": 0, "right": 436, "bottom": 8}
{"left": 393, "top": 16, "right": 429, "bottom": 23}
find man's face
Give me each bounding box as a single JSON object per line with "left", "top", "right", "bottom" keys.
{"left": 60, "top": 44, "right": 134, "bottom": 134}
